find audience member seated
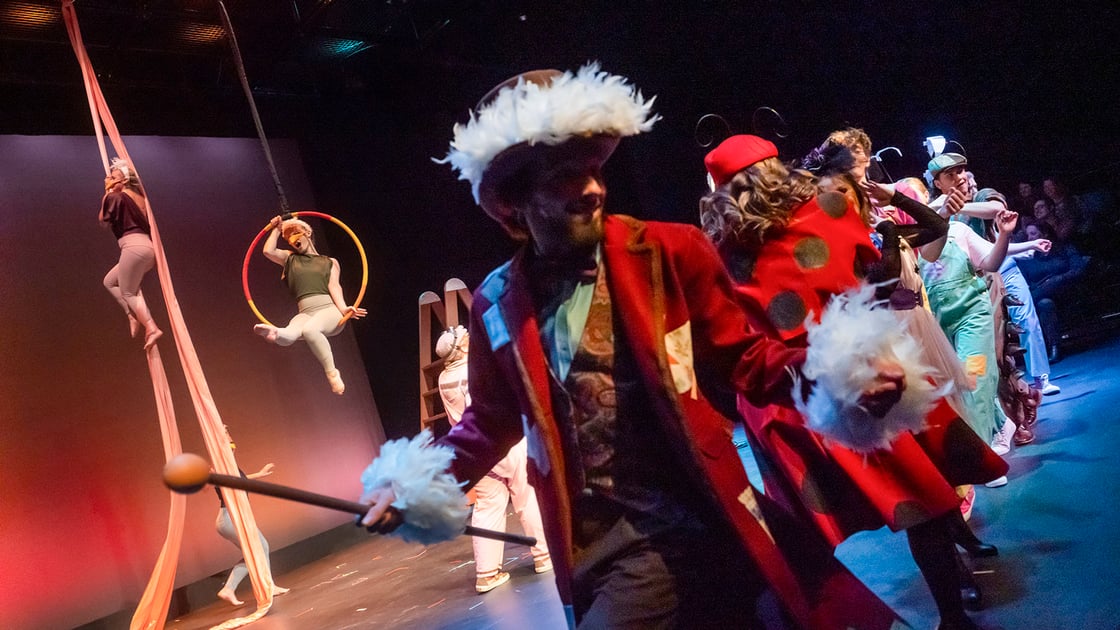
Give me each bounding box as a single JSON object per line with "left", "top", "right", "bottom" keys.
{"left": 1017, "top": 222, "right": 1091, "bottom": 362}
{"left": 1012, "top": 181, "right": 1041, "bottom": 217}
{"left": 1042, "top": 177, "right": 1082, "bottom": 243}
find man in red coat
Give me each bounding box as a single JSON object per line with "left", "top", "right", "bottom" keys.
{"left": 361, "top": 64, "right": 910, "bottom": 629}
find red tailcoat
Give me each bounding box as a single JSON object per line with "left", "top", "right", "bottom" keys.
{"left": 438, "top": 214, "right": 906, "bottom": 629}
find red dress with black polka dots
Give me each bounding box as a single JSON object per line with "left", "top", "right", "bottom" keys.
{"left": 732, "top": 192, "right": 1004, "bottom": 545}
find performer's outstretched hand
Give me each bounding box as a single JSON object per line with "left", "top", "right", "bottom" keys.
{"left": 359, "top": 486, "right": 403, "bottom": 534}
{"left": 344, "top": 305, "right": 368, "bottom": 320}
{"left": 858, "top": 356, "right": 906, "bottom": 418}
{"left": 994, "top": 209, "right": 1019, "bottom": 234}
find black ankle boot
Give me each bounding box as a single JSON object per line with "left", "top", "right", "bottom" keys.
{"left": 962, "top": 540, "right": 998, "bottom": 558}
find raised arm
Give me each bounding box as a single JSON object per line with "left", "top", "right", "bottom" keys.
{"left": 956, "top": 199, "right": 1005, "bottom": 220}
{"left": 247, "top": 463, "right": 275, "bottom": 479}
{"left": 862, "top": 180, "right": 952, "bottom": 273}
{"left": 976, "top": 210, "right": 1018, "bottom": 272}
{"left": 262, "top": 215, "right": 289, "bottom": 266}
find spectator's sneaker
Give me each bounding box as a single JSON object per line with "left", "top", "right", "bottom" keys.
{"left": 475, "top": 571, "right": 510, "bottom": 593}
{"left": 534, "top": 556, "right": 553, "bottom": 574}
{"left": 990, "top": 418, "right": 1015, "bottom": 456}
{"left": 1033, "top": 374, "right": 1061, "bottom": 396}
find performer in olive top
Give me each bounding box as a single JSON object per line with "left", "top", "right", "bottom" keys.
{"left": 253, "top": 215, "right": 366, "bottom": 394}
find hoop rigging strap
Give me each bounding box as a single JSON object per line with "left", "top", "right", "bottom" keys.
{"left": 242, "top": 211, "right": 369, "bottom": 327}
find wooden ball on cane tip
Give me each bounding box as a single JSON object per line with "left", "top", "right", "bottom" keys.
{"left": 163, "top": 453, "right": 212, "bottom": 493}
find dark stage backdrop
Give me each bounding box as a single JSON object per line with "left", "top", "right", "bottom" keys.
{"left": 0, "top": 135, "right": 386, "bottom": 629}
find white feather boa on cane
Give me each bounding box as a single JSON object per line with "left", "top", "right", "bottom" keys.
{"left": 359, "top": 430, "right": 469, "bottom": 545}
{"left": 795, "top": 285, "right": 949, "bottom": 453}
{"left": 437, "top": 62, "right": 659, "bottom": 203}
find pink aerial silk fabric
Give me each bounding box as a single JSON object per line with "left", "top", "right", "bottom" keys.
{"left": 62, "top": 3, "right": 275, "bottom": 628}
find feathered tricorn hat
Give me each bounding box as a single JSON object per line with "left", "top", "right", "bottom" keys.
{"left": 437, "top": 63, "right": 659, "bottom": 223}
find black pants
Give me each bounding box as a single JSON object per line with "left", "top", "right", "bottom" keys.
{"left": 570, "top": 512, "right": 783, "bottom": 629}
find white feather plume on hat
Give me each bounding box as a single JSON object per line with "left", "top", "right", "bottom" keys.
{"left": 795, "top": 285, "right": 949, "bottom": 453}
{"left": 437, "top": 62, "right": 659, "bottom": 205}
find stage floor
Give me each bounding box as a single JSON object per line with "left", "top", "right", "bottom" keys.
{"left": 167, "top": 519, "right": 566, "bottom": 630}
{"left": 167, "top": 334, "right": 1120, "bottom": 630}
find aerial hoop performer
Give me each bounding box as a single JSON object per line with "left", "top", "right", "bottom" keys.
{"left": 100, "top": 157, "right": 163, "bottom": 350}
{"left": 253, "top": 215, "right": 367, "bottom": 394}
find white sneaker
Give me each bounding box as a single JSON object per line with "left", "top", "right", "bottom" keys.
{"left": 984, "top": 475, "right": 1008, "bottom": 488}
{"left": 990, "top": 418, "right": 1015, "bottom": 456}
{"left": 1034, "top": 374, "right": 1061, "bottom": 396}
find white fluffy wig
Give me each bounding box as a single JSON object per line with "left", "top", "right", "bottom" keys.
{"left": 280, "top": 218, "right": 313, "bottom": 239}
{"left": 110, "top": 157, "right": 139, "bottom": 187}
{"left": 795, "top": 285, "right": 949, "bottom": 453}
{"left": 437, "top": 62, "right": 660, "bottom": 204}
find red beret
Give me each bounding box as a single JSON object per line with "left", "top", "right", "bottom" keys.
{"left": 704, "top": 135, "right": 779, "bottom": 188}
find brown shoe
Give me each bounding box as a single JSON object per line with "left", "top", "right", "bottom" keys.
{"left": 1013, "top": 423, "right": 1035, "bottom": 446}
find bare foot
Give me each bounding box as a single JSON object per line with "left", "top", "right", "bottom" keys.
{"left": 273, "top": 585, "right": 290, "bottom": 596}
{"left": 326, "top": 369, "right": 345, "bottom": 395}
{"left": 143, "top": 327, "right": 163, "bottom": 350}
{"left": 253, "top": 324, "right": 279, "bottom": 344}
{"left": 128, "top": 314, "right": 141, "bottom": 338}
{"left": 217, "top": 587, "right": 244, "bottom": 607}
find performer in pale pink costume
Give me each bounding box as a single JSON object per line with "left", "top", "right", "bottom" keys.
{"left": 100, "top": 158, "right": 163, "bottom": 350}
{"left": 436, "top": 325, "right": 551, "bottom": 593}
{"left": 254, "top": 216, "right": 366, "bottom": 394}
{"left": 213, "top": 426, "right": 289, "bottom": 606}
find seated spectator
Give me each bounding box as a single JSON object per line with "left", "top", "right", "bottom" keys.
{"left": 1013, "top": 181, "right": 1040, "bottom": 217}
{"left": 1042, "top": 177, "right": 1081, "bottom": 243}
{"left": 1016, "top": 222, "right": 1091, "bottom": 361}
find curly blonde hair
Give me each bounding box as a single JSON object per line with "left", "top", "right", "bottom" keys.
{"left": 826, "top": 127, "right": 871, "bottom": 155}
{"left": 699, "top": 157, "right": 817, "bottom": 256}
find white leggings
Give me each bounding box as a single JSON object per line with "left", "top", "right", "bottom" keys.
{"left": 471, "top": 438, "right": 550, "bottom": 576}
{"left": 103, "top": 233, "right": 156, "bottom": 328}
{"left": 270, "top": 294, "right": 344, "bottom": 372}
{"left": 215, "top": 507, "right": 272, "bottom": 592}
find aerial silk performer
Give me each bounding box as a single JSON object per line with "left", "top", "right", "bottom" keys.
{"left": 63, "top": 2, "right": 275, "bottom": 628}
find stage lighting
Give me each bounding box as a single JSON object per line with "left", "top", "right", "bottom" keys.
{"left": 924, "top": 136, "right": 947, "bottom": 157}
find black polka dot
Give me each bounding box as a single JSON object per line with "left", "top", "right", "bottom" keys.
{"left": 768, "top": 291, "right": 808, "bottom": 331}
{"left": 818, "top": 192, "right": 848, "bottom": 218}
{"left": 793, "top": 236, "right": 830, "bottom": 270}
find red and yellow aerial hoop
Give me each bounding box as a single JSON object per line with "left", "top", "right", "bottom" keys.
{"left": 242, "top": 211, "right": 368, "bottom": 327}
